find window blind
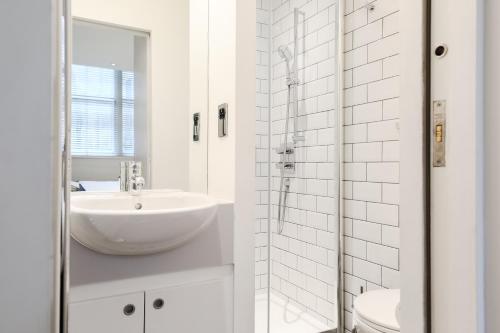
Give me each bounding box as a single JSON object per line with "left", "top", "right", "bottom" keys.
{"left": 71, "top": 64, "right": 135, "bottom": 157}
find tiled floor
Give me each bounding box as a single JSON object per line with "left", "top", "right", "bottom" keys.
{"left": 255, "top": 293, "right": 334, "bottom": 333}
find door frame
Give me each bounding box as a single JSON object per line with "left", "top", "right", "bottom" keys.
{"left": 399, "top": 1, "right": 431, "bottom": 332}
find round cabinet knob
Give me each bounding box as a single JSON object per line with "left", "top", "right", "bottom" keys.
{"left": 153, "top": 298, "right": 164, "bottom": 310}
{"left": 123, "top": 304, "right": 136, "bottom": 316}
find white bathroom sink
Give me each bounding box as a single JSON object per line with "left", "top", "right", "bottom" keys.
{"left": 71, "top": 190, "right": 218, "bottom": 255}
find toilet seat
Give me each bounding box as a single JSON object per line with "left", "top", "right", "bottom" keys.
{"left": 353, "top": 289, "right": 400, "bottom": 333}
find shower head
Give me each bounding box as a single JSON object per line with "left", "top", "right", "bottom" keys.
{"left": 278, "top": 45, "right": 293, "bottom": 62}
{"left": 278, "top": 45, "right": 293, "bottom": 80}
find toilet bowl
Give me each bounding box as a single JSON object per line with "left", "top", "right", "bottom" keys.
{"left": 353, "top": 289, "right": 400, "bottom": 333}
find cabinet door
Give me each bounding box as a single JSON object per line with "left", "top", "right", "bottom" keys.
{"left": 145, "top": 278, "right": 233, "bottom": 333}
{"left": 69, "top": 292, "right": 144, "bottom": 333}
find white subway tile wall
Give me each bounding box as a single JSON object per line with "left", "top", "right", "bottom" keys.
{"left": 255, "top": 0, "right": 400, "bottom": 330}
{"left": 343, "top": 0, "right": 400, "bottom": 332}
{"left": 267, "top": 0, "right": 338, "bottom": 327}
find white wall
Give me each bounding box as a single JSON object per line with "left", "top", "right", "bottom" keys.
{"left": 0, "top": 0, "right": 60, "bottom": 332}
{"left": 189, "top": 0, "right": 209, "bottom": 193}
{"left": 484, "top": 1, "right": 498, "bottom": 332}
{"left": 207, "top": 0, "right": 256, "bottom": 332}
{"left": 207, "top": 0, "right": 237, "bottom": 199}
{"left": 73, "top": 0, "right": 190, "bottom": 190}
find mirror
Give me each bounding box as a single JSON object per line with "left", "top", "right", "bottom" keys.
{"left": 70, "top": 2, "right": 207, "bottom": 193}
{"left": 71, "top": 20, "right": 150, "bottom": 192}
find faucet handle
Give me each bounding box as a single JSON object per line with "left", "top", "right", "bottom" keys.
{"left": 134, "top": 176, "right": 145, "bottom": 187}
{"left": 129, "top": 176, "right": 145, "bottom": 195}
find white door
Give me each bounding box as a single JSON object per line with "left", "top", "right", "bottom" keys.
{"left": 430, "top": 0, "right": 484, "bottom": 332}
{"left": 145, "top": 279, "right": 233, "bottom": 333}
{"left": 69, "top": 292, "right": 144, "bottom": 333}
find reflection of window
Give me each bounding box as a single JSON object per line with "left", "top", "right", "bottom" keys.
{"left": 71, "top": 64, "right": 134, "bottom": 157}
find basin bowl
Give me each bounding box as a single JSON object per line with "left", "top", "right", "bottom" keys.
{"left": 71, "top": 190, "right": 218, "bottom": 255}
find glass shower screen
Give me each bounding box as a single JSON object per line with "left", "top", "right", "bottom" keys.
{"left": 254, "top": 0, "right": 342, "bottom": 332}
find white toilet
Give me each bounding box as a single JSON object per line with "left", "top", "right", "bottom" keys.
{"left": 353, "top": 289, "right": 400, "bottom": 333}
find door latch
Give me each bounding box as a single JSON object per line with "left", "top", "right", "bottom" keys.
{"left": 432, "top": 100, "right": 446, "bottom": 167}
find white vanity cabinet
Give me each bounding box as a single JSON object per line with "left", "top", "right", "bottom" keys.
{"left": 145, "top": 279, "right": 233, "bottom": 333}
{"left": 69, "top": 270, "right": 233, "bottom": 333}
{"left": 69, "top": 292, "right": 144, "bottom": 333}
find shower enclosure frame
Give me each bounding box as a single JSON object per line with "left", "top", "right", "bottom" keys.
{"left": 264, "top": 1, "right": 345, "bottom": 332}
{"left": 62, "top": 0, "right": 72, "bottom": 332}
{"left": 335, "top": 0, "right": 345, "bottom": 331}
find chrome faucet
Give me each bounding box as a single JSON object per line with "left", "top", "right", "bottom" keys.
{"left": 129, "top": 173, "right": 145, "bottom": 196}
{"left": 120, "top": 161, "right": 145, "bottom": 195}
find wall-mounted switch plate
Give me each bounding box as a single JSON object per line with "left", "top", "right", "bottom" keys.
{"left": 432, "top": 100, "right": 446, "bottom": 167}
{"left": 193, "top": 113, "right": 200, "bottom": 142}
{"left": 218, "top": 103, "right": 228, "bottom": 137}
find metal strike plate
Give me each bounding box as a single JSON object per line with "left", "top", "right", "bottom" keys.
{"left": 432, "top": 100, "right": 446, "bottom": 167}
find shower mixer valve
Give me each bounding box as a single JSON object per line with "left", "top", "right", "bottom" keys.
{"left": 286, "top": 76, "right": 299, "bottom": 86}
{"left": 275, "top": 143, "right": 295, "bottom": 173}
